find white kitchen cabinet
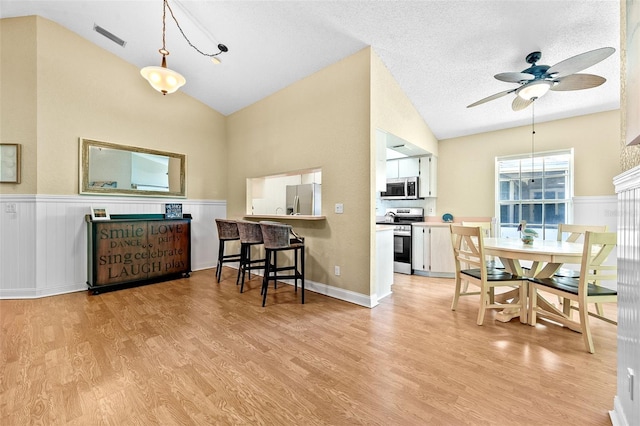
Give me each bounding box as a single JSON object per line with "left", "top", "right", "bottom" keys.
{"left": 412, "top": 224, "right": 455, "bottom": 276}
{"left": 418, "top": 156, "right": 437, "bottom": 198}
{"left": 398, "top": 157, "right": 420, "bottom": 177}
{"left": 376, "top": 226, "right": 394, "bottom": 302}
{"left": 386, "top": 157, "right": 420, "bottom": 179}
{"left": 386, "top": 158, "right": 399, "bottom": 178}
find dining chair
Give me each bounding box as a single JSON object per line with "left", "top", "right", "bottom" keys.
{"left": 461, "top": 221, "right": 491, "bottom": 238}
{"left": 528, "top": 231, "right": 617, "bottom": 354}
{"left": 461, "top": 221, "right": 502, "bottom": 270}
{"left": 555, "top": 223, "right": 608, "bottom": 277}
{"left": 450, "top": 225, "right": 527, "bottom": 325}
{"left": 555, "top": 223, "right": 608, "bottom": 315}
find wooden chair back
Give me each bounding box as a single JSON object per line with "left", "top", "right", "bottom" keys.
{"left": 579, "top": 231, "right": 617, "bottom": 288}
{"left": 450, "top": 225, "right": 485, "bottom": 275}
{"left": 557, "top": 223, "right": 608, "bottom": 243}
{"left": 461, "top": 221, "right": 491, "bottom": 238}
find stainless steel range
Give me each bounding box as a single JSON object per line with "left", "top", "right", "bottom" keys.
{"left": 379, "top": 208, "right": 424, "bottom": 274}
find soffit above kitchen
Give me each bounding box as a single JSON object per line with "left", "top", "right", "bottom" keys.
{"left": 0, "top": 1, "right": 620, "bottom": 140}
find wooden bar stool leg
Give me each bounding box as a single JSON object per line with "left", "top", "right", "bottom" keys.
{"left": 261, "top": 250, "right": 271, "bottom": 306}
{"left": 236, "top": 243, "right": 245, "bottom": 286}
{"left": 273, "top": 252, "right": 278, "bottom": 289}
{"left": 216, "top": 240, "right": 225, "bottom": 283}
{"left": 294, "top": 248, "right": 299, "bottom": 293}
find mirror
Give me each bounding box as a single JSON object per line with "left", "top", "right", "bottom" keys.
{"left": 80, "top": 138, "right": 186, "bottom": 197}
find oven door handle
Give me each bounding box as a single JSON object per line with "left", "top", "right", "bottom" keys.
{"left": 394, "top": 231, "right": 411, "bottom": 237}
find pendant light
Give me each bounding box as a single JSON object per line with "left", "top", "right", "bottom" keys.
{"left": 140, "top": 0, "right": 228, "bottom": 95}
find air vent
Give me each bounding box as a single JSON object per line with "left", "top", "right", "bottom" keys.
{"left": 93, "top": 24, "right": 126, "bottom": 47}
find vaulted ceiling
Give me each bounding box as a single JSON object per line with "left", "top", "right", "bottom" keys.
{"left": 0, "top": 0, "right": 620, "bottom": 140}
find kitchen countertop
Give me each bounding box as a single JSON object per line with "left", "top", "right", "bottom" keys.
{"left": 412, "top": 222, "right": 456, "bottom": 226}
{"left": 244, "top": 214, "right": 326, "bottom": 221}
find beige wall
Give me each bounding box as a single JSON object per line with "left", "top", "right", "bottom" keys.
{"left": 0, "top": 17, "right": 38, "bottom": 194}
{"left": 370, "top": 51, "right": 439, "bottom": 157}
{"left": 226, "top": 48, "right": 373, "bottom": 295}
{"left": 437, "top": 109, "right": 621, "bottom": 217}
{"left": 1, "top": 16, "right": 226, "bottom": 199}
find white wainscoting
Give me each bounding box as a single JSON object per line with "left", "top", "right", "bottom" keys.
{"left": 0, "top": 195, "right": 226, "bottom": 299}
{"left": 0, "top": 194, "right": 378, "bottom": 308}
{"left": 610, "top": 166, "right": 640, "bottom": 426}
{"left": 573, "top": 195, "right": 618, "bottom": 231}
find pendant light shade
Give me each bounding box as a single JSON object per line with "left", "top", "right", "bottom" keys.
{"left": 140, "top": 58, "right": 185, "bottom": 95}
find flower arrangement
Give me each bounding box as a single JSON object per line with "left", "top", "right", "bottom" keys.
{"left": 517, "top": 221, "right": 538, "bottom": 244}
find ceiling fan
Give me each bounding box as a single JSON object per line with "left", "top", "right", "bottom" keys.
{"left": 467, "top": 47, "right": 616, "bottom": 111}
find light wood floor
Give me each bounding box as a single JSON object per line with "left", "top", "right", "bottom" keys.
{"left": 1, "top": 269, "right": 617, "bottom": 425}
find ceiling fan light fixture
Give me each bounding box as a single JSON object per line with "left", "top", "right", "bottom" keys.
{"left": 517, "top": 80, "right": 552, "bottom": 100}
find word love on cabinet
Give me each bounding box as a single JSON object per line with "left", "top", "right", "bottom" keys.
{"left": 86, "top": 214, "right": 192, "bottom": 293}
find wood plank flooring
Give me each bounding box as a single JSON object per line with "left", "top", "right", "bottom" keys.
{"left": 0, "top": 268, "right": 617, "bottom": 425}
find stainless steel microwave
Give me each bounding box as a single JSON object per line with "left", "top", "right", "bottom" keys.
{"left": 380, "top": 177, "right": 419, "bottom": 200}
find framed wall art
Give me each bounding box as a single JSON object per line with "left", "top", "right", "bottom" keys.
{"left": 0, "top": 143, "right": 21, "bottom": 183}
{"left": 90, "top": 207, "right": 110, "bottom": 221}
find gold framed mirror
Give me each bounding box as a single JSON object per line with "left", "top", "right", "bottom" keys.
{"left": 79, "top": 138, "right": 186, "bottom": 197}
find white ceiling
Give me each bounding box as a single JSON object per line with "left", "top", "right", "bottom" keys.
{"left": 0, "top": 0, "right": 621, "bottom": 140}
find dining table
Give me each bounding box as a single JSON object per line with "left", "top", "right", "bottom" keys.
{"left": 482, "top": 237, "right": 586, "bottom": 323}
{"left": 483, "top": 237, "right": 585, "bottom": 279}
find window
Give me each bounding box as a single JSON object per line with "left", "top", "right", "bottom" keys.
{"left": 496, "top": 150, "right": 573, "bottom": 240}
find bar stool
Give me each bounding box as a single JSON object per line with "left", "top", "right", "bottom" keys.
{"left": 236, "top": 220, "right": 266, "bottom": 293}
{"left": 259, "top": 222, "right": 305, "bottom": 307}
{"left": 214, "top": 219, "right": 241, "bottom": 283}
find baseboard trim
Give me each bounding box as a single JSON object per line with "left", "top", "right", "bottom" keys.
{"left": 609, "top": 396, "right": 629, "bottom": 426}
{"left": 216, "top": 266, "right": 377, "bottom": 308}
{"left": 0, "top": 283, "right": 86, "bottom": 299}
{"left": 1, "top": 267, "right": 377, "bottom": 309}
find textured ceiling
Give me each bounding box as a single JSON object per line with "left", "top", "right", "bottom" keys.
{"left": 0, "top": 0, "right": 621, "bottom": 140}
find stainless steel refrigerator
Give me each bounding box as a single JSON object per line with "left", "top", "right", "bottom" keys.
{"left": 286, "top": 183, "right": 321, "bottom": 215}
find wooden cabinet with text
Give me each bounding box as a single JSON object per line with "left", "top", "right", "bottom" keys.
{"left": 86, "top": 214, "right": 191, "bottom": 293}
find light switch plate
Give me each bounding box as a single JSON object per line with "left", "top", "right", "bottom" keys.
{"left": 335, "top": 203, "right": 344, "bottom": 214}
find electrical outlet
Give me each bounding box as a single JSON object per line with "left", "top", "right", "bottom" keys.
{"left": 335, "top": 203, "right": 344, "bottom": 214}
{"left": 334, "top": 265, "right": 341, "bottom": 276}
{"left": 5, "top": 203, "right": 16, "bottom": 214}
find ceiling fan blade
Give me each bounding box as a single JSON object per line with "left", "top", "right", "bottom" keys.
{"left": 550, "top": 73, "right": 606, "bottom": 91}
{"left": 494, "top": 72, "right": 535, "bottom": 83}
{"left": 467, "top": 88, "right": 517, "bottom": 108}
{"left": 512, "top": 96, "right": 533, "bottom": 111}
{"left": 546, "top": 47, "right": 615, "bottom": 78}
